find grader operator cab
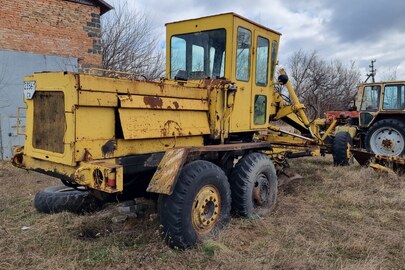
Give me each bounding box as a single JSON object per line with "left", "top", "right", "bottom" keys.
{"left": 13, "top": 13, "right": 328, "bottom": 248}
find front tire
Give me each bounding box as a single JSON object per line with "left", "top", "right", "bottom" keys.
{"left": 159, "top": 160, "right": 231, "bottom": 249}
{"left": 365, "top": 119, "right": 405, "bottom": 156}
{"left": 230, "top": 153, "right": 278, "bottom": 218}
{"left": 332, "top": 132, "right": 353, "bottom": 166}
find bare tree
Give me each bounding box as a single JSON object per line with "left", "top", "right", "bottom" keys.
{"left": 379, "top": 66, "right": 398, "bottom": 82}
{"left": 286, "top": 50, "right": 361, "bottom": 119}
{"left": 101, "top": 3, "right": 165, "bottom": 80}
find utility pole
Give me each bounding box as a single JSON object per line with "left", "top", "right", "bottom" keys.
{"left": 365, "top": 60, "right": 376, "bottom": 83}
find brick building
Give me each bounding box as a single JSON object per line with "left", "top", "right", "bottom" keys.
{"left": 0, "top": 0, "right": 112, "bottom": 159}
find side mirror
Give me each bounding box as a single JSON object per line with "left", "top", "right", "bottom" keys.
{"left": 278, "top": 74, "right": 289, "bottom": 85}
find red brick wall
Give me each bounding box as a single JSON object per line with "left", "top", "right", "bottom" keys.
{"left": 0, "top": 0, "right": 102, "bottom": 67}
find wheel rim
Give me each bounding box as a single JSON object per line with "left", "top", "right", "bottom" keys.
{"left": 191, "top": 184, "right": 221, "bottom": 234}
{"left": 252, "top": 173, "right": 270, "bottom": 207}
{"left": 370, "top": 127, "right": 405, "bottom": 156}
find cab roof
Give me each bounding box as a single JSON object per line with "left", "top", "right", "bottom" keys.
{"left": 165, "top": 12, "right": 282, "bottom": 36}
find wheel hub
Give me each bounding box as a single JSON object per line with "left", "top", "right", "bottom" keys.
{"left": 382, "top": 139, "right": 393, "bottom": 148}
{"left": 253, "top": 174, "right": 270, "bottom": 206}
{"left": 370, "top": 127, "right": 404, "bottom": 156}
{"left": 192, "top": 185, "right": 221, "bottom": 233}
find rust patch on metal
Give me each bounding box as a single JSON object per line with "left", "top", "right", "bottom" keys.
{"left": 202, "top": 78, "right": 230, "bottom": 90}
{"left": 143, "top": 96, "right": 163, "bottom": 108}
{"left": 161, "top": 120, "right": 183, "bottom": 137}
{"left": 158, "top": 80, "right": 165, "bottom": 92}
{"left": 11, "top": 146, "right": 24, "bottom": 167}
{"left": 33, "top": 92, "right": 66, "bottom": 153}
{"left": 83, "top": 148, "right": 93, "bottom": 162}
{"left": 101, "top": 140, "right": 116, "bottom": 157}
{"left": 173, "top": 101, "right": 179, "bottom": 109}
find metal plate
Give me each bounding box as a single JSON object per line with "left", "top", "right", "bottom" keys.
{"left": 23, "top": 81, "right": 36, "bottom": 99}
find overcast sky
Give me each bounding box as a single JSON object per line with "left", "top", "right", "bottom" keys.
{"left": 107, "top": 0, "right": 405, "bottom": 81}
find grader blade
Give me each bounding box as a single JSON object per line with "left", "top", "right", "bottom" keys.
{"left": 351, "top": 149, "right": 405, "bottom": 174}
{"left": 351, "top": 149, "right": 374, "bottom": 166}
{"left": 278, "top": 168, "right": 304, "bottom": 187}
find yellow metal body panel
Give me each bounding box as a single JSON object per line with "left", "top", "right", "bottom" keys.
{"left": 23, "top": 73, "right": 78, "bottom": 166}
{"left": 119, "top": 95, "right": 208, "bottom": 111}
{"left": 80, "top": 74, "right": 207, "bottom": 99}
{"left": 118, "top": 108, "right": 210, "bottom": 139}
{"left": 22, "top": 155, "right": 77, "bottom": 177}
{"left": 23, "top": 72, "right": 209, "bottom": 162}
{"left": 74, "top": 137, "right": 204, "bottom": 161}
{"left": 79, "top": 91, "right": 118, "bottom": 107}
{"left": 76, "top": 107, "right": 115, "bottom": 140}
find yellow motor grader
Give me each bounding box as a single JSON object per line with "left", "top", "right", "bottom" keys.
{"left": 13, "top": 13, "right": 336, "bottom": 248}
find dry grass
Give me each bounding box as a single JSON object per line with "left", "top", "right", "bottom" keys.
{"left": 0, "top": 157, "right": 404, "bottom": 270}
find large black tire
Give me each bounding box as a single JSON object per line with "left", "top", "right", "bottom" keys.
{"left": 332, "top": 132, "right": 353, "bottom": 166}
{"left": 159, "top": 160, "right": 231, "bottom": 249}
{"left": 34, "top": 185, "right": 103, "bottom": 214}
{"left": 230, "top": 153, "right": 277, "bottom": 218}
{"left": 365, "top": 119, "right": 405, "bottom": 156}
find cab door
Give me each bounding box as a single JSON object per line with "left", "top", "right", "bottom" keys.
{"left": 250, "top": 30, "right": 271, "bottom": 129}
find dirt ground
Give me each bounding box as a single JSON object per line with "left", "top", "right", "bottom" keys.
{"left": 0, "top": 157, "right": 404, "bottom": 270}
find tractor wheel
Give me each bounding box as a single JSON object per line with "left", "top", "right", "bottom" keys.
{"left": 365, "top": 119, "right": 405, "bottom": 156}
{"left": 332, "top": 132, "right": 353, "bottom": 166}
{"left": 230, "top": 153, "right": 278, "bottom": 218}
{"left": 159, "top": 160, "right": 231, "bottom": 249}
{"left": 34, "top": 185, "right": 103, "bottom": 214}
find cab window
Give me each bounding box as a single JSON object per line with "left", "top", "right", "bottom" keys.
{"left": 270, "top": 41, "right": 278, "bottom": 80}
{"left": 254, "top": 95, "right": 267, "bottom": 125}
{"left": 236, "top": 27, "right": 251, "bottom": 81}
{"left": 170, "top": 29, "right": 226, "bottom": 80}
{"left": 383, "top": 84, "right": 405, "bottom": 110}
{"left": 360, "top": 85, "right": 380, "bottom": 111}
{"left": 255, "top": 36, "right": 269, "bottom": 86}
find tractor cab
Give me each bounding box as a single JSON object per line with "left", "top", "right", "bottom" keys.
{"left": 358, "top": 82, "right": 405, "bottom": 127}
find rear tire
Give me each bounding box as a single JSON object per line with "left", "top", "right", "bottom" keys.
{"left": 332, "top": 132, "right": 353, "bottom": 166}
{"left": 365, "top": 119, "right": 405, "bottom": 156}
{"left": 159, "top": 160, "right": 231, "bottom": 249}
{"left": 230, "top": 153, "right": 278, "bottom": 218}
{"left": 34, "top": 185, "right": 103, "bottom": 214}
